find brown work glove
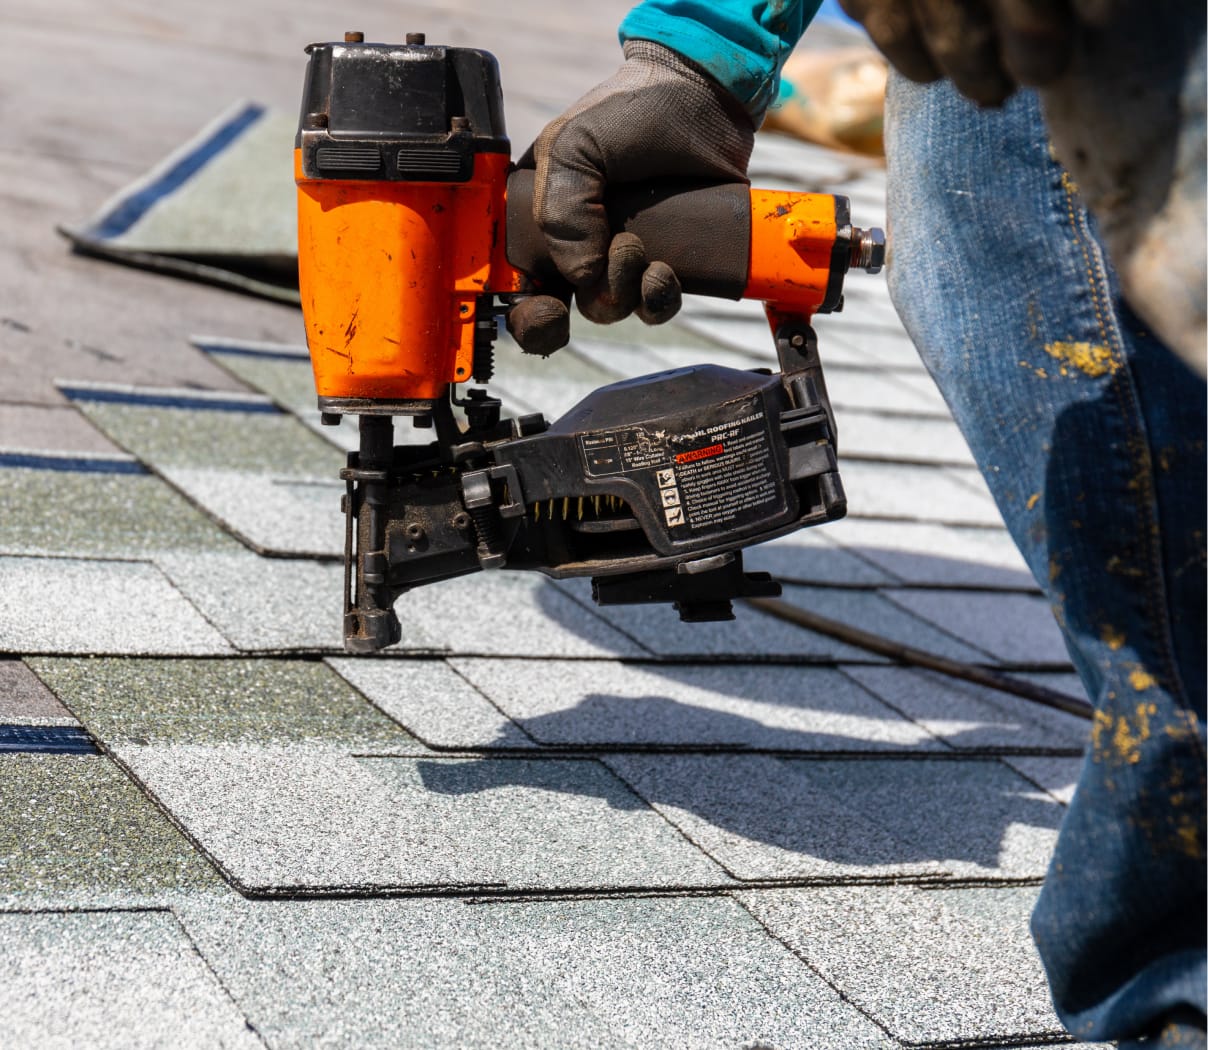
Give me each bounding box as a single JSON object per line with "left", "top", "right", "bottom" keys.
{"left": 838, "top": 0, "right": 1124, "bottom": 106}
{"left": 508, "top": 40, "right": 755, "bottom": 355}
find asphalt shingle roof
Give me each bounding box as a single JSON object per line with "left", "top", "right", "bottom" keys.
{"left": 0, "top": 3, "right": 1107, "bottom": 1046}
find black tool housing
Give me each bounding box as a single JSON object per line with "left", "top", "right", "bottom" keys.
{"left": 297, "top": 37, "right": 508, "bottom": 183}
{"left": 340, "top": 322, "right": 844, "bottom": 651}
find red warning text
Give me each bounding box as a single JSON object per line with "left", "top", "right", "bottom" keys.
{"left": 676, "top": 443, "right": 724, "bottom": 465}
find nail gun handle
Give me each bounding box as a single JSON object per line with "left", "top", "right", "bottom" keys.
{"left": 505, "top": 169, "right": 752, "bottom": 301}
{"left": 505, "top": 168, "right": 868, "bottom": 315}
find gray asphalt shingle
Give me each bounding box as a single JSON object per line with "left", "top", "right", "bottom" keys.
{"left": 1004, "top": 755, "right": 1086, "bottom": 805}
{"left": 0, "top": 555, "right": 232, "bottom": 656}
{"left": 156, "top": 467, "right": 346, "bottom": 557}
{"left": 66, "top": 391, "right": 348, "bottom": 557}
{"left": 412, "top": 573, "right": 646, "bottom": 658}
{"left": 1, "top": 910, "right": 260, "bottom": 1050}
{"left": 112, "top": 747, "right": 727, "bottom": 894}
{"left": 884, "top": 588, "right": 1073, "bottom": 666}
{"left": 0, "top": 402, "right": 120, "bottom": 455}
{"left": 821, "top": 364, "right": 950, "bottom": 417}
{"left": 842, "top": 666, "right": 1090, "bottom": 752}
{"left": 156, "top": 552, "right": 422, "bottom": 653}
{"left": 740, "top": 884, "right": 1067, "bottom": 1044}
{"left": 742, "top": 527, "right": 899, "bottom": 587}
{"left": 0, "top": 754, "right": 220, "bottom": 907}
{"left": 179, "top": 894, "right": 896, "bottom": 1050}
{"left": 449, "top": 657, "right": 941, "bottom": 750}
{"left": 606, "top": 753, "right": 949, "bottom": 882}
{"left": 0, "top": 465, "right": 240, "bottom": 558}
{"left": 327, "top": 657, "right": 538, "bottom": 750}
{"left": 822, "top": 516, "right": 1035, "bottom": 589}
{"left": 841, "top": 460, "right": 1005, "bottom": 526}
{"left": 607, "top": 754, "right": 1063, "bottom": 880}
{"left": 66, "top": 391, "right": 343, "bottom": 475}
{"left": 833, "top": 408, "right": 976, "bottom": 467}
{"left": 554, "top": 576, "right": 875, "bottom": 661}
{"left": 29, "top": 657, "right": 416, "bottom": 749}
{"left": 778, "top": 582, "right": 993, "bottom": 663}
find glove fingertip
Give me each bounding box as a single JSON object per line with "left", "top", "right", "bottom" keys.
{"left": 636, "top": 262, "right": 682, "bottom": 325}
{"left": 506, "top": 296, "right": 571, "bottom": 357}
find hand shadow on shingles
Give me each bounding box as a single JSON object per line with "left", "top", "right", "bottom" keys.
{"left": 412, "top": 552, "right": 1072, "bottom": 872}
{"left": 415, "top": 693, "right": 1068, "bottom": 872}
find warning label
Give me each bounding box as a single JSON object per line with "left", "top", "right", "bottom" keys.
{"left": 674, "top": 423, "right": 778, "bottom": 531}
{"left": 577, "top": 395, "right": 786, "bottom": 538}
{"left": 676, "top": 443, "right": 724, "bottom": 465}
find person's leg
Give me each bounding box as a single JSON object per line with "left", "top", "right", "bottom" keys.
{"left": 884, "top": 73, "right": 1206, "bottom": 1044}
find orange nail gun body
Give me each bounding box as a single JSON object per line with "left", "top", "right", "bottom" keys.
{"left": 295, "top": 34, "right": 884, "bottom": 651}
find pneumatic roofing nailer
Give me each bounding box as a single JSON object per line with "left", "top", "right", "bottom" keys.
{"left": 295, "top": 32, "right": 886, "bottom": 653}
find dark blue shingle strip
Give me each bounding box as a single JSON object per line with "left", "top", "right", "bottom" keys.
{"left": 58, "top": 385, "right": 281, "bottom": 414}
{"left": 86, "top": 102, "right": 267, "bottom": 241}
{"left": 0, "top": 725, "right": 98, "bottom": 755}
{"left": 194, "top": 341, "right": 310, "bottom": 363}
{"left": 0, "top": 452, "right": 149, "bottom": 475}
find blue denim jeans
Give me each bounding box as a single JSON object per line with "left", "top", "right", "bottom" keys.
{"left": 884, "top": 76, "right": 1207, "bottom": 1044}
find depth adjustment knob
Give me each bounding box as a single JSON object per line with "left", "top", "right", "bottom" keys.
{"left": 850, "top": 226, "right": 886, "bottom": 274}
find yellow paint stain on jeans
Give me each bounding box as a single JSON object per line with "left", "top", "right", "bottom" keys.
{"left": 1175, "top": 818, "right": 1205, "bottom": 860}
{"left": 1026, "top": 493, "right": 1040, "bottom": 510}
{"left": 1044, "top": 341, "right": 1120, "bottom": 378}
{"left": 1101, "top": 625, "right": 1126, "bottom": 651}
{"left": 1165, "top": 709, "right": 1203, "bottom": 743}
{"left": 1129, "top": 669, "right": 1158, "bottom": 691}
{"left": 1092, "top": 702, "right": 1158, "bottom": 765}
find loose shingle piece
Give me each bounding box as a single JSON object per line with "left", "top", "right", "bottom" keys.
{"left": 178, "top": 894, "right": 897, "bottom": 1050}
{"left": 740, "top": 884, "right": 1067, "bottom": 1044}
{"left": 0, "top": 660, "right": 76, "bottom": 725}
{"left": 1, "top": 911, "right": 260, "bottom": 1050}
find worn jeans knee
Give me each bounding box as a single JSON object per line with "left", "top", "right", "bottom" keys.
{"left": 883, "top": 72, "right": 1206, "bottom": 1043}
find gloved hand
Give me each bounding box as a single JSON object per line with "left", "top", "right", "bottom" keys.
{"left": 838, "top": 0, "right": 1123, "bottom": 106}
{"left": 508, "top": 39, "right": 755, "bottom": 356}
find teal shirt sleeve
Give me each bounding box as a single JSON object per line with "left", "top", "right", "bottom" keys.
{"left": 619, "top": 0, "right": 821, "bottom": 121}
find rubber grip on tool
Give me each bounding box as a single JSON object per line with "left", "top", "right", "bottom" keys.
{"left": 505, "top": 169, "right": 751, "bottom": 301}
